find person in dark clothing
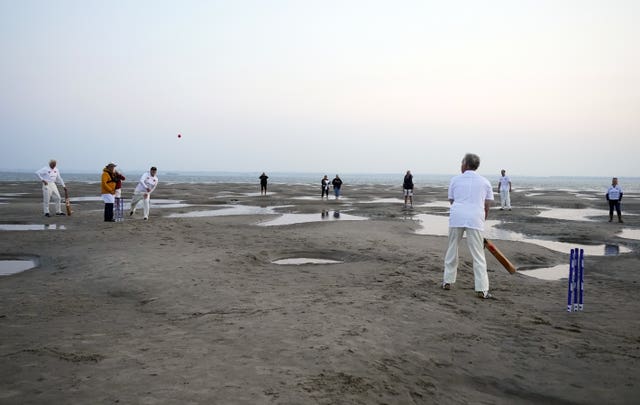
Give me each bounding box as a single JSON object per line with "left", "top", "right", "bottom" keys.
{"left": 403, "top": 170, "right": 414, "bottom": 208}
{"left": 259, "top": 172, "right": 269, "bottom": 195}
{"left": 321, "top": 175, "right": 330, "bottom": 199}
{"left": 332, "top": 175, "right": 343, "bottom": 199}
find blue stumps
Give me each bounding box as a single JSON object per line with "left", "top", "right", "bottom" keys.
{"left": 567, "top": 248, "right": 584, "bottom": 312}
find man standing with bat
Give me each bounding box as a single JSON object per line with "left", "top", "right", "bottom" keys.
{"left": 442, "top": 153, "right": 494, "bottom": 299}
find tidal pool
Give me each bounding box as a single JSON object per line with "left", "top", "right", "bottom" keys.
{"left": 259, "top": 211, "right": 367, "bottom": 226}
{"left": 536, "top": 207, "right": 604, "bottom": 222}
{"left": 0, "top": 224, "right": 66, "bottom": 231}
{"left": 618, "top": 229, "right": 640, "bottom": 241}
{"left": 167, "top": 205, "right": 282, "bottom": 218}
{"left": 0, "top": 259, "right": 37, "bottom": 276}
{"left": 518, "top": 265, "right": 569, "bottom": 281}
{"left": 414, "top": 214, "right": 630, "bottom": 256}
{"left": 70, "top": 196, "right": 189, "bottom": 209}
{"left": 272, "top": 258, "right": 343, "bottom": 265}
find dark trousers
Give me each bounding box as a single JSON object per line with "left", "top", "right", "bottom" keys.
{"left": 608, "top": 200, "right": 621, "bottom": 217}
{"left": 104, "top": 203, "right": 114, "bottom": 222}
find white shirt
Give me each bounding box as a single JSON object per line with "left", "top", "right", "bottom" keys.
{"left": 499, "top": 175, "right": 511, "bottom": 190}
{"left": 607, "top": 185, "right": 622, "bottom": 201}
{"left": 448, "top": 170, "right": 494, "bottom": 231}
{"left": 134, "top": 172, "right": 158, "bottom": 193}
{"left": 35, "top": 166, "right": 65, "bottom": 187}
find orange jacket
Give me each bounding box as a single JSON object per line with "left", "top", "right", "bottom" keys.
{"left": 101, "top": 169, "right": 117, "bottom": 194}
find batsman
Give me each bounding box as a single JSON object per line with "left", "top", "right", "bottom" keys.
{"left": 442, "top": 153, "right": 495, "bottom": 299}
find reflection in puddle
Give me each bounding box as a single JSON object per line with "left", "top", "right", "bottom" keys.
{"left": 0, "top": 224, "right": 66, "bottom": 231}
{"left": 414, "top": 214, "right": 631, "bottom": 256}
{"left": 291, "top": 196, "right": 349, "bottom": 201}
{"left": 215, "top": 192, "right": 276, "bottom": 198}
{"left": 618, "top": 229, "right": 640, "bottom": 241}
{"left": 0, "top": 259, "right": 37, "bottom": 276}
{"left": 272, "top": 258, "right": 343, "bottom": 265}
{"left": 259, "top": 211, "right": 367, "bottom": 226}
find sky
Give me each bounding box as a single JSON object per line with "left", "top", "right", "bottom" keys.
{"left": 1, "top": 0, "right": 638, "bottom": 177}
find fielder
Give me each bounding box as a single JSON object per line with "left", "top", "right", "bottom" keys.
{"left": 35, "top": 159, "right": 67, "bottom": 217}
{"left": 498, "top": 169, "right": 512, "bottom": 210}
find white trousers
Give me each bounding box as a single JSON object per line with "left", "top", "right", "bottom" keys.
{"left": 130, "top": 191, "right": 151, "bottom": 218}
{"left": 443, "top": 227, "right": 489, "bottom": 292}
{"left": 500, "top": 189, "right": 511, "bottom": 209}
{"left": 42, "top": 183, "right": 62, "bottom": 214}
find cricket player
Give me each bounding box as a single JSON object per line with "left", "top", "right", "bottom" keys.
{"left": 35, "top": 159, "right": 67, "bottom": 217}
{"left": 129, "top": 167, "right": 158, "bottom": 220}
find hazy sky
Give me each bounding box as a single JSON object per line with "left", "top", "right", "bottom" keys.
{"left": 1, "top": 0, "right": 638, "bottom": 176}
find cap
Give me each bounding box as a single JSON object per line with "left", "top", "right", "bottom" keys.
{"left": 107, "top": 162, "right": 117, "bottom": 167}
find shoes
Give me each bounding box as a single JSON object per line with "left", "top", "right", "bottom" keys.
{"left": 442, "top": 283, "right": 451, "bottom": 290}
{"left": 129, "top": 211, "right": 134, "bottom": 216}
{"left": 56, "top": 212, "right": 66, "bottom": 216}
{"left": 143, "top": 217, "right": 148, "bottom": 220}
{"left": 476, "top": 291, "right": 493, "bottom": 299}
{"left": 44, "top": 213, "right": 50, "bottom": 217}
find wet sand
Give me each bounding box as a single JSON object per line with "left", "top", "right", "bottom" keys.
{"left": 1, "top": 181, "right": 639, "bottom": 404}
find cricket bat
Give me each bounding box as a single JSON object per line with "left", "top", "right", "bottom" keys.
{"left": 64, "top": 189, "right": 72, "bottom": 216}
{"left": 484, "top": 238, "right": 516, "bottom": 274}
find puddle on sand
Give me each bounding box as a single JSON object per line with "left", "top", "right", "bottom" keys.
{"left": 291, "top": 196, "right": 350, "bottom": 201}
{"left": 414, "top": 214, "right": 631, "bottom": 256}
{"left": 71, "top": 197, "right": 190, "bottom": 209}
{"left": 363, "top": 198, "right": 405, "bottom": 204}
{"left": 536, "top": 207, "right": 604, "bottom": 222}
{"left": 0, "top": 259, "right": 37, "bottom": 276}
{"left": 618, "top": 229, "right": 640, "bottom": 241}
{"left": 259, "top": 211, "right": 367, "bottom": 226}
{"left": 167, "top": 205, "right": 284, "bottom": 218}
{"left": 417, "top": 201, "right": 451, "bottom": 208}
{"left": 0, "top": 224, "right": 66, "bottom": 231}
{"left": 69, "top": 196, "right": 102, "bottom": 202}
{"left": 272, "top": 258, "right": 343, "bottom": 265}
{"left": 519, "top": 265, "right": 569, "bottom": 281}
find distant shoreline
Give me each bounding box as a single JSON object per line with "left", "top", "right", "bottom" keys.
{"left": 2, "top": 171, "right": 638, "bottom": 193}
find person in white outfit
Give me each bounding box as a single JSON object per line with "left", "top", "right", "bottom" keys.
{"left": 129, "top": 167, "right": 158, "bottom": 220}
{"left": 35, "top": 159, "right": 67, "bottom": 217}
{"left": 442, "top": 153, "right": 494, "bottom": 299}
{"left": 498, "top": 169, "right": 512, "bottom": 210}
